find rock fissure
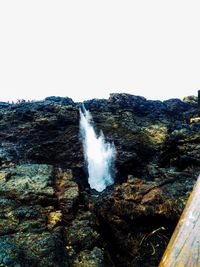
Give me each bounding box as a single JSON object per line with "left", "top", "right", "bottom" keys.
{"left": 0, "top": 94, "right": 199, "bottom": 266}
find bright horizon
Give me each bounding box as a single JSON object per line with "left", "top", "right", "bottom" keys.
{"left": 0, "top": 1, "right": 200, "bottom": 102}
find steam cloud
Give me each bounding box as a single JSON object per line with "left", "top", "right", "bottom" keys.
{"left": 79, "top": 106, "right": 116, "bottom": 192}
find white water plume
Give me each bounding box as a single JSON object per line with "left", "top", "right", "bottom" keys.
{"left": 79, "top": 106, "right": 116, "bottom": 192}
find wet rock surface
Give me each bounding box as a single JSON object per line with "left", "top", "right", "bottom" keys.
{"left": 0, "top": 94, "right": 199, "bottom": 266}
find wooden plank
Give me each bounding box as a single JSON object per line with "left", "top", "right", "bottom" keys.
{"left": 159, "top": 175, "right": 200, "bottom": 267}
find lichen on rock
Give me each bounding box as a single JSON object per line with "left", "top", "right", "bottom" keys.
{"left": 0, "top": 94, "right": 199, "bottom": 266}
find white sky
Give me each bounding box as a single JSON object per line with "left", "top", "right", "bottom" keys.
{"left": 0, "top": 1, "right": 200, "bottom": 102}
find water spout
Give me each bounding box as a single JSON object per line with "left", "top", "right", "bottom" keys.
{"left": 79, "top": 106, "right": 116, "bottom": 192}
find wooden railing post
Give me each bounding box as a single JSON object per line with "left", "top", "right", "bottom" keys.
{"left": 159, "top": 175, "right": 200, "bottom": 267}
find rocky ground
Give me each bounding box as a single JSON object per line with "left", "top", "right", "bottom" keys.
{"left": 0, "top": 94, "right": 199, "bottom": 266}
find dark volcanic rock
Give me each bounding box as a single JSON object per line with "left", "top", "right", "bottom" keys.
{"left": 45, "top": 96, "right": 75, "bottom": 106}
{"left": 0, "top": 94, "right": 199, "bottom": 266}
{"left": 93, "top": 176, "right": 189, "bottom": 267}
{"left": 0, "top": 231, "right": 67, "bottom": 267}
{"left": 0, "top": 164, "right": 81, "bottom": 266}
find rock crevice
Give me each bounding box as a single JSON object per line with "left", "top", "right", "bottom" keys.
{"left": 0, "top": 94, "right": 199, "bottom": 266}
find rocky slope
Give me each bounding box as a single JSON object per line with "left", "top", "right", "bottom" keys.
{"left": 0, "top": 94, "right": 199, "bottom": 266}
